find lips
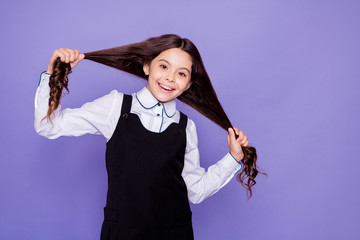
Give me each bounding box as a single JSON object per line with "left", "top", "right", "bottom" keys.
{"left": 158, "top": 83, "right": 174, "bottom": 92}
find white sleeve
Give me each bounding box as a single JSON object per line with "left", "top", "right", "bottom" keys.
{"left": 34, "top": 71, "right": 122, "bottom": 140}
{"left": 181, "top": 119, "right": 242, "bottom": 204}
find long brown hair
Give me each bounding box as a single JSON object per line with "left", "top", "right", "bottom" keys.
{"left": 45, "top": 34, "right": 266, "bottom": 198}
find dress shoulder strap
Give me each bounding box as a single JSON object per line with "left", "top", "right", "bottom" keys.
{"left": 179, "top": 112, "right": 188, "bottom": 132}
{"left": 121, "top": 94, "right": 132, "bottom": 115}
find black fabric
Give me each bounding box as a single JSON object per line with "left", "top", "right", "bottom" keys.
{"left": 100, "top": 94, "right": 194, "bottom": 240}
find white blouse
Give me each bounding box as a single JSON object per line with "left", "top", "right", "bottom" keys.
{"left": 34, "top": 71, "right": 242, "bottom": 204}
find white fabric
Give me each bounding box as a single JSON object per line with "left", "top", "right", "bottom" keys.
{"left": 34, "top": 72, "right": 242, "bottom": 204}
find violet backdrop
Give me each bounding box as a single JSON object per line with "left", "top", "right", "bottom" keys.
{"left": 1, "top": 0, "right": 359, "bottom": 239}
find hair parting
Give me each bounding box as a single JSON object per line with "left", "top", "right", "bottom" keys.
{"left": 44, "top": 34, "right": 266, "bottom": 198}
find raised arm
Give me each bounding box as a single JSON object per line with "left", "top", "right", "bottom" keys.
{"left": 34, "top": 48, "right": 121, "bottom": 140}
{"left": 34, "top": 72, "right": 122, "bottom": 139}
{"left": 46, "top": 47, "right": 84, "bottom": 75}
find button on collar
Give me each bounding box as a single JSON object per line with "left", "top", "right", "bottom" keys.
{"left": 135, "top": 87, "right": 177, "bottom": 118}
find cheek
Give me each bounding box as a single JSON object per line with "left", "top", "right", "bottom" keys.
{"left": 179, "top": 80, "right": 191, "bottom": 91}
{"left": 150, "top": 68, "right": 164, "bottom": 79}
{"left": 148, "top": 74, "right": 160, "bottom": 85}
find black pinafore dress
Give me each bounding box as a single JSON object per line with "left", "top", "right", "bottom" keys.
{"left": 100, "top": 94, "right": 194, "bottom": 240}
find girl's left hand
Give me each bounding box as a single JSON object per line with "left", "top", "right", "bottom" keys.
{"left": 227, "top": 127, "right": 249, "bottom": 163}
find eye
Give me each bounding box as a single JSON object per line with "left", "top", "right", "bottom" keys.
{"left": 179, "top": 72, "right": 186, "bottom": 77}
{"left": 160, "top": 64, "right": 167, "bottom": 69}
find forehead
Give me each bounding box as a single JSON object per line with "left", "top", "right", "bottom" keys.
{"left": 154, "top": 48, "right": 192, "bottom": 69}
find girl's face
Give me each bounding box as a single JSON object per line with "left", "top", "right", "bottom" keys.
{"left": 143, "top": 48, "right": 192, "bottom": 103}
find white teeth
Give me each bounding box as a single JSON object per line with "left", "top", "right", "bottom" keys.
{"left": 160, "top": 84, "right": 173, "bottom": 91}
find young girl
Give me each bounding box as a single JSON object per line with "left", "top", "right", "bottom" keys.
{"left": 34, "top": 34, "right": 260, "bottom": 240}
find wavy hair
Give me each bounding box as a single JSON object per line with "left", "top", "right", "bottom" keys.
{"left": 45, "top": 34, "right": 266, "bottom": 198}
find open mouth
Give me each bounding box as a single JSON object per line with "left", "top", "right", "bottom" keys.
{"left": 158, "top": 83, "right": 174, "bottom": 92}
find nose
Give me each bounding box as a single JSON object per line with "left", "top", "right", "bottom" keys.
{"left": 166, "top": 74, "right": 175, "bottom": 83}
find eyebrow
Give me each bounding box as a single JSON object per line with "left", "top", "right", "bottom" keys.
{"left": 158, "top": 59, "right": 191, "bottom": 74}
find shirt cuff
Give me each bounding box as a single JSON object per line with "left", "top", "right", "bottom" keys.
{"left": 221, "top": 152, "right": 243, "bottom": 177}
{"left": 35, "top": 71, "right": 51, "bottom": 109}
{"left": 38, "top": 70, "right": 51, "bottom": 86}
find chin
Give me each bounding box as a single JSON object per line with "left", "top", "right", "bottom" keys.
{"left": 155, "top": 91, "right": 177, "bottom": 103}
{"left": 157, "top": 96, "right": 174, "bottom": 103}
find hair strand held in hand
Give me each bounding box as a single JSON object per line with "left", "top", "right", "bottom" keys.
{"left": 43, "top": 58, "right": 72, "bottom": 125}
{"left": 45, "top": 34, "right": 266, "bottom": 198}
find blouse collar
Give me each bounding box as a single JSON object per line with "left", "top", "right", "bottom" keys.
{"left": 135, "top": 87, "right": 176, "bottom": 118}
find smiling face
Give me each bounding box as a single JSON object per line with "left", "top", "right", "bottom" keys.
{"left": 143, "top": 48, "right": 193, "bottom": 103}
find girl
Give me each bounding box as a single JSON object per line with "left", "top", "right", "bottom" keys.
{"left": 34, "top": 34, "right": 261, "bottom": 240}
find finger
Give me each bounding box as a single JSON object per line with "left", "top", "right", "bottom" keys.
{"left": 53, "top": 49, "right": 65, "bottom": 62}
{"left": 233, "top": 127, "right": 244, "bottom": 141}
{"left": 240, "top": 135, "right": 248, "bottom": 145}
{"left": 233, "top": 126, "right": 239, "bottom": 135}
{"left": 62, "top": 48, "right": 72, "bottom": 63}
{"left": 238, "top": 129, "right": 245, "bottom": 140}
{"left": 228, "top": 128, "right": 237, "bottom": 141}
{"left": 243, "top": 141, "right": 249, "bottom": 147}
{"left": 228, "top": 128, "right": 239, "bottom": 152}
{"left": 58, "top": 48, "right": 71, "bottom": 63}
{"left": 228, "top": 127, "right": 234, "bottom": 137}
{"left": 70, "top": 49, "right": 80, "bottom": 62}
{"left": 64, "top": 48, "right": 76, "bottom": 62}
{"left": 71, "top": 53, "right": 85, "bottom": 68}
{"left": 65, "top": 48, "right": 77, "bottom": 62}
{"left": 227, "top": 128, "right": 232, "bottom": 145}
{"left": 69, "top": 49, "right": 76, "bottom": 62}
{"left": 234, "top": 127, "right": 244, "bottom": 138}
{"left": 74, "top": 49, "right": 80, "bottom": 60}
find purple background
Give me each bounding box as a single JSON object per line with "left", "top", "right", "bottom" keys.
{"left": 1, "top": 0, "right": 359, "bottom": 239}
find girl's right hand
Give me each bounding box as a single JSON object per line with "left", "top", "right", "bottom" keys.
{"left": 46, "top": 47, "right": 85, "bottom": 74}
